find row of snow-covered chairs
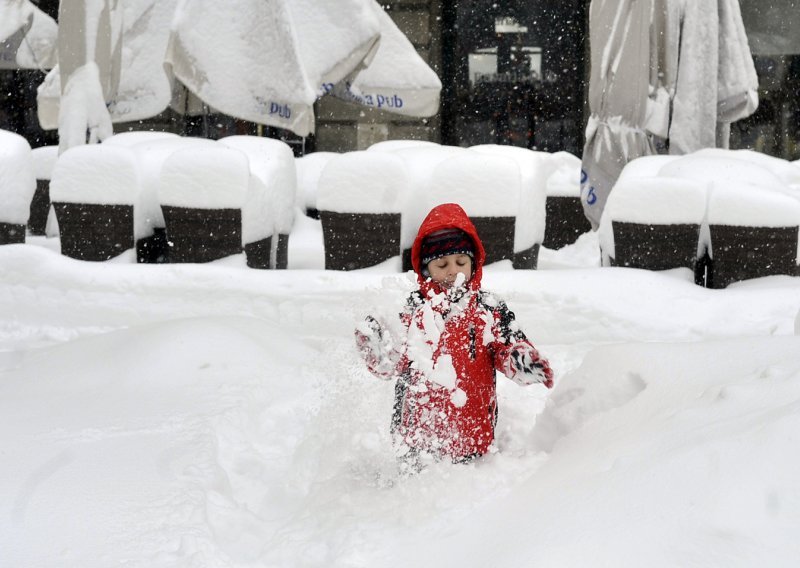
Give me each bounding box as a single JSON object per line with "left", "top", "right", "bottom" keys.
{"left": 600, "top": 149, "right": 800, "bottom": 288}
{"left": 300, "top": 140, "right": 589, "bottom": 271}
{"left": 0, "top": 130, "right": 296, "bottom": 268}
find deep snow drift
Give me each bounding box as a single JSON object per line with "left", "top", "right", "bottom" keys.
{"left": 1, "top": 228, "right": 800, "bottom": 567}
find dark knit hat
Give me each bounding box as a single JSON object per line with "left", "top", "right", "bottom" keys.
{"left": 420, "top": 228, "right": 475, "bottom": 266}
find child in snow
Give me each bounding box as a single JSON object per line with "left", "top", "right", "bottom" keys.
{"left": 355, "top": 203, "right": 553, "bottom": 469}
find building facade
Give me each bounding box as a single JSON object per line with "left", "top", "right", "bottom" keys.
{"left": 2, "top": 0, "right": 799, "bottom": 161}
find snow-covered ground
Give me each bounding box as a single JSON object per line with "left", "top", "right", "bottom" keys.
{"left": 2, "top": 221, "right": 800, "bottom": 567}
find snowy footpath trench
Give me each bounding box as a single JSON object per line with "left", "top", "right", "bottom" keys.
{"left": 2, "top": 240, "right": 800, "bottom": 567}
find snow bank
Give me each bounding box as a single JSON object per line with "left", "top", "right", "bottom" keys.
{"left": 30, "top": 145, "right": 59, "bottom": 180}
{"left": 295, "top": 151, "right": 337, "bottom": 211}
{"left": 316, "top": 151, "right": 406, "bottom": 214}
{"left": 219, "top": 135, "right": 296, "bottom": 234}
{"left": 472, "top": 144, "right": 553, "bottom": 250}
{"left": 0, "top": 130, "right": 36, "bottom": 224}
{"left": 158, "top": 146, "right": 250, "bottom": 209}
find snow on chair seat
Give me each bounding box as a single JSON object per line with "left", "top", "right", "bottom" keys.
{"left": 316, "top": 151, "right": 405, "bottom": 271}
{"left": 472, "top": 144, "right": 553, "bottom": 268}
{"left": 158, "top": 146, "right": 249, "bottom": 263}
{"left": 219, "top": 136, "right": 296, "bottom": 269}
{"left": 428, "top": 150, "right": 521, "bottom": 266}
{"left": 0, "top": 130, "right": 36, "bottom": 244}
{"left": 50, "top": 144, "right": 140, "bottom": 261}
{"left": 599, "top": 174, "right": 708, "bottom": 280}
{"left": 543, "top": 151, "right": 593, "bottom": 250}
{"left": 132, "top": 136, "right": 217, "bottom": 263}
{"left": 29, "top": 145, "right": 58, "bottom": 236}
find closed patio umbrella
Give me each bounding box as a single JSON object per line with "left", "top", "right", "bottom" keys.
{"left": 580, "top": 0, "right": 656, "bottom": 230}
{"left": 36, "top": 0, "right": 123, "bottom": 152}
{"left": 164, "top": 0, "right": 382, "bottom": 137}
{"left": 326, "top": 0, "right": 442, "bottom": 118}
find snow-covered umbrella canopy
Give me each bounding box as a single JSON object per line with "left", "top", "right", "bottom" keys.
{"left": 325, "top": 0, "right": 442, "bottom": 118}
{"left": 164, "top": 0, "right": 382, "bottom": 137}
{"left": 0, "top": 0, "right": 57, "bottom": 70}
{"left": 579, "top": 0, "right": 656, "bottom": 230}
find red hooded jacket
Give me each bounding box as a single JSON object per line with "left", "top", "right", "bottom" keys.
{"left": 359, "top": 203, "right": 553, "bottom": 460}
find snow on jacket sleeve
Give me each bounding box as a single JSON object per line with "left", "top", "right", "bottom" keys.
{"left": 354, "top": 291, "right": 423, "bottom": 380}
{"left": 481, "top": 292, "right": 554, "bottom": 388}
{"left": 355, "top": 315, "right": 398, "bottom": 379}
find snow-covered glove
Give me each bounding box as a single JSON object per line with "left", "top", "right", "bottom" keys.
{"left": 508, "top": 344, "right": 554, "bottom": 388}
{"left": 355, "top": 316, "right": 399, "bottom": 379}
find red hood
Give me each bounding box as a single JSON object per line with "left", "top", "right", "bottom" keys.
{"left": 411, "top": 203, "right": 485, "bottom": 291}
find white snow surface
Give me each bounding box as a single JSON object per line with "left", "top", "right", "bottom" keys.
{"left": 316, "top": 150, "right": 406, "bottom": 214}
{"left": 295, "top": 151, "right": 338, "bottom": 211}
{"left": 471, "top": 144, "right": 554, "bottom": 250}
{"left": 2, "top": 229, "right": 800, "bottom": 566}
{"left": 49, "top": 144, "right": 139, "bottom": 206}
{"left": 30, "top": 145, "right": 59, "bottom": 179}
{"left": 131, "top": 136, "right": 217, "bottom": 229}
{"left": 0, "top": 129, "right": 36, "bottom": 224}
{"left": 157, "top": 146, "right": 250, "bottom": 209}
{"left": 219, "top": 135, "right": 297, "bottom": 234}
{"left": 545, "top": 151, "right": 582, "bottom": 197}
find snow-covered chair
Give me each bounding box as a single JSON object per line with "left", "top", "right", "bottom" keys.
{"left": 295, "top": 151, "right": 338, "bottom": 219}
{"left": 662, "top": 152, "right": 800, "bottom": 287}
{"left": 599, "top": 176, "right": 708, "bottom": 280}
{"left": 0, "top": 130, "right": 36, "bottom": 244}
{"left": 158, "top": 146, "right": 249, "bottom": 263}
{"left": 29, "top": 145, "right": 59, "bottom": 236}
{"left": 132, "top": 136, "right": 216, "bottom": 263}
{"left": 219, "top": 136, "right": 296, "bottom": 269}
{"left": 472, "top": 144, "right": 553, "bottom": 268}
{"left": 50, "top": 145, "right": 139, "bottom": 260}
{"left": 427, "top": 150, "right": 521, "bottom": 266}
{"left": 543, "top": 151, "right": 592, "bottom": 249}
{"left": 316, "top": 151, "right": 404, "bottom": 270}
{"left": 391, "top": 144, "right": 465, "bottom": 270}
{"left": 706, "top": 186, "right": 800, "bottom": 289}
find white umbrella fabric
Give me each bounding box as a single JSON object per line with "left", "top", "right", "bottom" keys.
{"left": 579, "top": 0, "right": 656, "bottom": 230}
{"left": 164, "top": 0, "right": 382, "bottom": 137}
{"left": 45, "top": 0, "right": 123, "bottom": 152}
{"left": 0, "top": 0, "right": 57, "bottom": 70}
{"left": 326, "top": 0, "right": 442, "bottom": 118}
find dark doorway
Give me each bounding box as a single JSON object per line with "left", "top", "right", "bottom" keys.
{"left": 441, "top": 0, "right": 587, "bottom": 154}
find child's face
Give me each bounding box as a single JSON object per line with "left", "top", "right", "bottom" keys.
{"left": 426, "top": 254, "right": 473, "bottom": 288}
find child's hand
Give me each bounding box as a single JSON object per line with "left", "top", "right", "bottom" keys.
{"left": 355, "top": 316, "right": 398, "bottom": 379}
{"left": 509, "top": 344, "right": 554, "bottom": 388}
